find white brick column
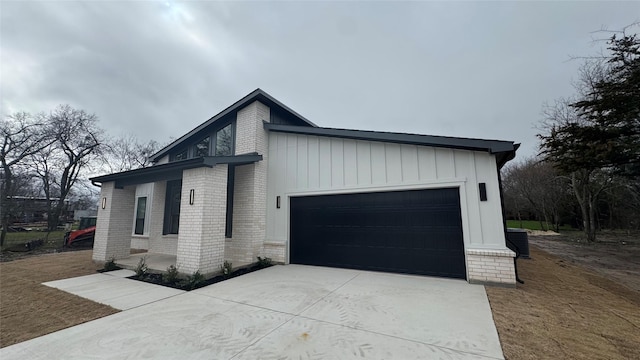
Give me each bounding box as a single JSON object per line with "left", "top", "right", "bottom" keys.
{"left": 235, "top": 100, "right": 270, "bottom": 155}
{"left": 226, "top": 101, "right": 269, "bottom": 266}
{"left": 92, "top": 182, "right": 135, "bottom": 262}
{"left": 176, "top": 165, "right": 228, "bottom": 275}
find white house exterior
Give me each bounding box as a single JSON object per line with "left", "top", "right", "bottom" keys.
{"left": 91, "top": 89, "right": 520, "bottom": 286}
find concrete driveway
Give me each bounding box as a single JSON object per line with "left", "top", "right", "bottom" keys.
{"left": 0, "top": 265, "right": 504, "bottom": 359}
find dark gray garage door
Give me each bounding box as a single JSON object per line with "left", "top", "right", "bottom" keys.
{"left": 290, "top": 188, "right": 466, "bottom": 279}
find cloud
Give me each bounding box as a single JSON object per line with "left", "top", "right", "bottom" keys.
{"left": 1, "top": 1, "right": 637, "bottom": 161}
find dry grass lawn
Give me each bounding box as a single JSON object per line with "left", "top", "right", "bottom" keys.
{"left": 487, "top": 245, "right": 640, "bottom": 359}
{"left": 0, "top": 250, "right": 118, "bottom": 348}
{"left": 1, "top": 245, "right": 639, "bottom": 359}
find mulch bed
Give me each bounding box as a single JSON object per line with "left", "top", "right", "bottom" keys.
{"left": 128, "top": 263, "right": 273, "bottom": 291}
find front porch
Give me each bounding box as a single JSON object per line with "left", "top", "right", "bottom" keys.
{"left": 116, "top": 252, "right": 177, "bottom": 273}
{"left": 92, "top": 153, "right": 267, "bottom": 276}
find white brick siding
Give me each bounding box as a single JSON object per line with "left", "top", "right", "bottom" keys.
{"left": 263, "top": 242, "right": 285, "bottom": 263}
{"left": 176, "top": 166, "right": 228, "bottom": 275}
{"left": 130, "top": 236, "right": 148, "bottom": 250}
{"left": 226, "top": 101, "right": 270, "bottom": 266}
{"left": 92, "top": 182, "right": 135, "bottom": 262}
{"left": 466, "top": 249, "right": 516, "bottom": 286}
{"left": 235, "top": 101, "right": 270, "bottom": 155}
{"left": 147, "top": 181, "right": 179, "bottom": 255}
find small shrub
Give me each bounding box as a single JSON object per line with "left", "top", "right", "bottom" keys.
{"left": 103, "top": 257, "right": 121, "bottom": 272}
{"left": 257, "top": 256, "right": 273, "bottom": 268}
{"left": 183, "top": 270, "right": 205, "bottom": 290}
{"left": 163, "top": 265, "right": 179, "bottom": 284}
{"left": 135, "top": 257, "right": 148, "bottom": 278}
{"left": 221, "top": 261, "right": 232, "bottom": 276}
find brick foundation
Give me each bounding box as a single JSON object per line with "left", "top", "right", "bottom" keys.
{"left": 466, "top": 248, "right": 516, "bottom": 287}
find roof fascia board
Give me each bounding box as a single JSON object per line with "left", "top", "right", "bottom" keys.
{"left": 264, "top": 123, "right": 517, "bottom": 154}
{"left": 91, "top": 153, "right": 263, "bottom": 187}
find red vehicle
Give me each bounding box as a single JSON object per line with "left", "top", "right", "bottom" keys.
{"left": 64, "top": 217, "right": 97, "bottom": 247}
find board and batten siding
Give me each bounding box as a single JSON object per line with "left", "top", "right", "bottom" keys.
{"left": 265, "top": 132, "right": 509, "bottom": 260}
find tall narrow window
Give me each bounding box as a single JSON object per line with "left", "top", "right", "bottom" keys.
{"left": 194, "top": 136, "right": 210, "bottom": 157}
{"left": 215, "top": 123, "right": 233, "bottom": 156}
{"left": 163, "top": 180, "right": 182, "bottom": 234}
{"left": 225, "top": 166, "right": 235, "bottom": 238}
{"left": 134, "top": 197, "right": 147, "bottom": 235}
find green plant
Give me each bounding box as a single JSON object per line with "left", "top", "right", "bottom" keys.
{"left": 163, "top": 265, "right": 179, "bottom": 284}
{"left": 221, "top": 261, "right": 232, "bottom": 276}
{"left": 257, "top": 256, "right": 273, "bottom": 268}
{"left": 134, "top": 257, "right": 148, "bottom": 278}
{"left": 184, "top": 270, "right": 205, "bottom": 290}
{"left": 103, "top": 257, "right": 120, "bottom": 272}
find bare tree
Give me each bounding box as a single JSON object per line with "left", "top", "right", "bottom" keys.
{"left": 101, "top": 134, "right": 160, "bottom": 173}
{"left": 32, "top": 105, "right": 104, "bottom": 231}
{"left": 0, "top": 113, "right": 54, "bottom": 245}
{"left": 502, "top": 157, "right": 569, "bottom": 232}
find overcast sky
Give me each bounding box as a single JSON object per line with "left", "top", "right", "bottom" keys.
{"left": 2, "top": 1, "right": 638, "bottom": 162}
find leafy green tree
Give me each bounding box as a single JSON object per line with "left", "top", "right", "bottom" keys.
{"left": 539, "top": 27, "right": 639, "bottom": 241}
{"left": 541, "top": 31, "right": 639, "bottom": 176}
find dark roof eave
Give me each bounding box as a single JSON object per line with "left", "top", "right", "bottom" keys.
{"left": 264, "top": 123, "right": 518, "bottom": 155}
{"left": 90, "top": 153, "right": 262, "bottom": 187}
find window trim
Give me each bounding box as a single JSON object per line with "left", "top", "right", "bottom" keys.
{"left": 133, "top": 196, "right": 148, "bottom": 235}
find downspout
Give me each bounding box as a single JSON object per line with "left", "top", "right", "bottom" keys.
{"left": 496, "top": 150, "right": 524, "bottom": 284}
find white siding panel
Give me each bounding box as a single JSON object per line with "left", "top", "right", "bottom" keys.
{"left": 456, "top": 150, "right": 482, "bottom": 245}
{"left": 356, "top": 141, "right": 372, "bottom": 186}
{"left": 474, "top": 152, "right": 505, "bottom": 245}
{"left": 296, "top": 136, "right": 308, "bottom": 189}
{"left": 370, "top": 142, "right": 387, "bottom": 184}
{"left": 275, "top": 134, "right": 287, "bottom": 185}
{"left": 418, "top": 147, "right": 437, "bottom": 180}
{"left": 318, "top": 138, "right": 331, "bottom": 188}
{"left": 385, "top": 143, "right": 402, "bottom": 183}
{"left": 331, "top": 139, "right": 344, "bottom": 188}
{"left": 435, "top": 148, "right": 455, "bottom": 178}
{"left": 344, "top": 140, "right": 358, "bottom": 186}
{"left": 286, "top": 135, "right": 297, "bottom": 189}
{"left": 308, "top": 137, "right": 320, "bottom": 189}
{"left": 401, "top": 145, "right": 419, "bottom": 183}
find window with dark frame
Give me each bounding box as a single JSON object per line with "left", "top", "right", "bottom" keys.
{"left": 215, "top": 123, "right": 233, "bottom": 156}
{"left": 163, "top": 180, "right": 182, "bottom": 235}
{"left": 174, "top": 149, "right": 188, "bottom": 161}
{"left": 194, "top": 136, "right": 210, "bottom": 157}
{"left": 134, "top": 197, "right": 147, "bottom": 235}
{"left": 225, "top": 166, "right": 235, "bottom": 238}
{"left": 169, "top": 121, "right": 235, "bottom": 162}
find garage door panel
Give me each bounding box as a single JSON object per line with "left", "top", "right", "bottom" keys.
{"left": 290, "top": 188, "right": 466, "bottom": 279}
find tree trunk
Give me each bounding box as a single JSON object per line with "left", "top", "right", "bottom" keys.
{"left": 587, "top": 193, "right": 597, "bottom": 242}
{"left": 572, "top": 171, "right": 598, "bottom": 242}
{"left": 48, "top": 202, "right": 63, "bottom": 231}
{"left": 0, "top": 165, "right": 13, "bottom": 246}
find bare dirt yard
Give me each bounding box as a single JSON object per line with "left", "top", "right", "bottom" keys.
{"left": 0, "top": 250, "right": 118, "bottom": 348}
{"left": 1, "top": 235, "right": 639, "bottom": 358}
{"left": 487, "top": 232, "right": 640, "bottom": 360}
